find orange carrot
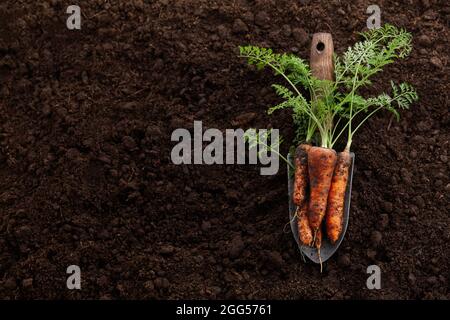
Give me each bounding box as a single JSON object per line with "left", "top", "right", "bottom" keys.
{"left": 293, "top": 144, "right": 311, "bottom": 206}
{"left": 314, "top": 227, "right": 322, "bottom": 249}
{"left": 307, "top": 146, "right": 337, "bottom": 230}
{"left": 297, "top": 200, "right": 313, "bottom": 246}
{"left": 315, "top": 227, "right": 323, "bottom": 272}
{"left": 326, "top": 150, "right": 351, "bottom": 243}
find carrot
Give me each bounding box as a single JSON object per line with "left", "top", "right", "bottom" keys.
{"left": 314, "top": 228, "right": 323, "bottom": 272}
{"left": 326, "top": 150, "right": 351, "bottom": 243}
{"left": 314, "top": 228, "right": 322, "bottom": 250}
{"left": 307, "top": 146, "right": 337, "bottom": 230}
{"left": 293, "top": 144, "right": 311, "bottom": 206}
{"left": 297, "top": 200, "right": 313, "bottom": 246}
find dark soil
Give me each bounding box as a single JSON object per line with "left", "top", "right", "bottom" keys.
{"left": 0, "top": 0, "right": 449, "bottom": 299}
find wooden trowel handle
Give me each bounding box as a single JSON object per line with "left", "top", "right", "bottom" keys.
{"left": 310, "top": 33, "right": 334, "bottom": 81}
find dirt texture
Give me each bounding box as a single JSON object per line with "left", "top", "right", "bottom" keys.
{"left": 0, "top": 0, "right": 449, "bottom": 299}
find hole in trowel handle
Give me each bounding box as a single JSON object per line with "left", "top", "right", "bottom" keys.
{"left": 316, "top": 41, "right": 325, "bottom": 52}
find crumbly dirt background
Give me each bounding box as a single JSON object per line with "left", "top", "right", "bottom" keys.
{"left": 0, "top": 0, "right": 448, "bottom": 299}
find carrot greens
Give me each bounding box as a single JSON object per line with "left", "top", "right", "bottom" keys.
{"left": 239, "top": 24, "right": 419, "bottom": 151}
